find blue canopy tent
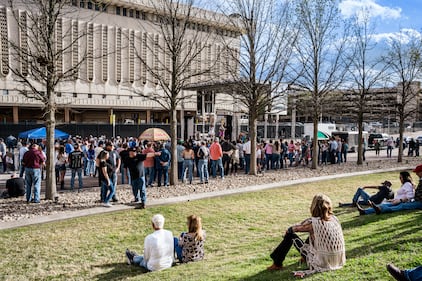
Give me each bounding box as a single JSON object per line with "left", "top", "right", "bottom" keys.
{"left": 18, "top": 127, "right": 69, "bottom": 140}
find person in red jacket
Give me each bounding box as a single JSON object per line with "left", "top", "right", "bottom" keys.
{"left": 209, "top": 137, "right": 224, "bottom": 179}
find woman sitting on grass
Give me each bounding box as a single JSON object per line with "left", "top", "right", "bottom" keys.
{"left": 267, "top": 194, "right": 346, "bottom": 277}
{"left": 357, "top": 171, "right": 415, "bottom": 215}
{"left": 174, "top": 215, "right": 206, "bottom": 263}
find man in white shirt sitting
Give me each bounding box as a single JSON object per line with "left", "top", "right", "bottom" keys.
{"left": 126, "top": 214, "right": 174, "bottom": 271}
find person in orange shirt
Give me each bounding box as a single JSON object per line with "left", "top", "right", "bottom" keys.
{"left": 142, "top": 142, "right": 156, "bottom": 187}
{"left": 209, "top": 137, "right": 224, "bottom": 179}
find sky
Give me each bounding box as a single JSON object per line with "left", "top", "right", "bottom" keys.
{"left": 338, "top": 0, "right": 422, "bottom": 41}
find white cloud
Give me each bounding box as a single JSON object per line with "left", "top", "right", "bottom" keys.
{"left": 372, "top": 28, "right": 422, "bottom": 44}
{"left": 339, "top": 0, "right": 401, "bottom": 20}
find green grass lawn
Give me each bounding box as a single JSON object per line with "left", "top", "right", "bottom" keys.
{"left": 0, "top": 171, "right": 421, "bottom": 281}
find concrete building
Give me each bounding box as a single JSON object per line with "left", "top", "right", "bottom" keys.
{"left": 0, "top": 0, "right": 242, "bottom": 139}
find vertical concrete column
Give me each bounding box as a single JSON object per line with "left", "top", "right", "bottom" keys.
{"left": 64, "top": 108, "right": 70, "bottom": 123}
{"left": 146, "top": 109, "right": 151, "bottom": 124}
{"left": 12, "top": 106, "right": 19, "bottom": 124}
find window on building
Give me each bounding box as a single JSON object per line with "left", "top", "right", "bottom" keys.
{"left": 122, "top": 8, "right": 127, "bottom": 16}
{"left": 95, "top": 3, "right": 100, "bottom": 11}
{"left": 102, "top": 94, "right": 106, "bottom": 99}
{"left": 116, "top": 6, "right": 120, "bottom": 15}
{"left": 88, "top": 93, "right": 92, "bottom": 98}
{"left": 72, "top": 0, "right": 77, "bottom": 6}
{"left": 73, "top": 93, "right": 77, "bottom": 98}
{"left": 129, "top": 9, "right": 134, "bottom": 18}
{"left": 135, "top": 10, "right": 140, "bottom": 19}
{"left": 3, "top": 89, "right": 9, "bottom": 95}
{"left": 56, "top": 92, "right": 62, "bottom": 97}
{"left": 79, "top": 1, "right": 85, "bottom": 8}
{"left": 87, "top": 0, "right": 93, "bottom": 9}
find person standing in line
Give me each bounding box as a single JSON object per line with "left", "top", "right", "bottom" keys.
{"left": 181, "top": 143, "right": 195, "bottom": 184}
{"left": 125, "top": 214, "right": 174, "bottom": 271}
{"left": 98, "top": 150, "right": 115, "bottom": 207}
{"left": 124, "top": 147, "right": 154, "bottom": 208}
{"left": 221, "top": 138, "right": 235, "bottom": 176}
{"left": 236, "top": 139, "right": 244, "bottom": 170}
{"left": 342, "top": 140, "right": 349, "bottom": 163}
{"left": 157, "top": 143, "right": 171, "bottom": 187}
{"left": 18, "top": 141, "right": 29, "bottom": 177}
{"left": 119, "top": 142, "right": 130, "bottom": 185}
{"left": 55, "top": 146, "right": 67, "bottom": 190}
{"left": 86, "top": 144, "right": 95, "bottom": 177}
{"left": 176, "top": 140, "right": 185, "bottom": 181}
{"left": 105, "top": 142, "right": 120, "bottom": 202}
{"left": 68, "top": 143, "right": 84, "bottom": 192}
{"left": 264, "top": 140, "right": 273, "bottom": 170}
{"left": 22, "top": 143, "right": 45, "bottom": 203}
{"left": 142, "top": 142, "right": 156, "bottom": 187}
{"left": 94, "top": 140, "right": 104, "bottom": 180}
{"left": 386, "top": 137, "right": 394, "bottom": 158}
{"left": 197, "top": 141, "right": 209, "bottom": 184}
{"left": 243, "top": 137, "right": 251, "bottom": 174}
{"left": 209, "top": 137, "right": 224, "bottom": 179}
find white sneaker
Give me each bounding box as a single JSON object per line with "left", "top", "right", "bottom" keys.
{"left": 103, "top": 202, "right": 112, "bottom": 207}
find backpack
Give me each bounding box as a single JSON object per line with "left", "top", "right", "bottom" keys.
{"left": 199, "top": 146, "right": 209, "bottom": 158}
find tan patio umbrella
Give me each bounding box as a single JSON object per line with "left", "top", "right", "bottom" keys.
{"left": 138, "top": 128, "right": 170, "bottom": 141}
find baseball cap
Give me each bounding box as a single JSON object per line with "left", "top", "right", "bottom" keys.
{"left": 381, "top": 180, "right": 392, "bottom": 187}
{"left": 413, "top": 164, "right": 422, "bottom": 173}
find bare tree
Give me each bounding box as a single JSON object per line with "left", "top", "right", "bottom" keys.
{"left": 383, "top": 30, "right": 422, "bottom": 162}
{"left": 4, "top": 0, "right": 93, "bottom": 199}
{"left": 293, "top": 0, "right": 350, "bottom": 169}
{"left": 132, "top": 0, "right": 220, "bottom": 184}
{"left": 346, "top": 9, "right": 389, "bottom": 165}
{"left": 218, "top": 0, "right": 298, "bottom": 175}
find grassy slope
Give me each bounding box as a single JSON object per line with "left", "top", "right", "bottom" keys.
{"left": 0, "top": 171, "right": 421, "bottom": 281}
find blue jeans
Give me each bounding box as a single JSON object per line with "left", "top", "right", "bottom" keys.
{"left": 70, "top": 168, "right": 83, "bottom": 190}
{"left": 86, "top": 159, "right": 95, "bottom": 175}
{"left": 405, "top": 265, "right": 422, "bottom": 281}
{"left": 210, "top": 158, "right": 224, "bottom": 178}
{"left": 177, "top": 161, "right": 183, "bottom": 180}
{"left": 244, "top": 154, "right": 250, "bottom": 174}
{"left": 352, "top": 188, "right": 371, "bottom": 204}
{"left": 272, "top": 153, "right": 280, "bottom": 170}
{"left": 133, "top": 255, "right": 147, "bottom": 268}
{"left": 265, "top": 153, "right": 272, "bottom": 170}
{"left": 365, "top": 201, "right": 422, "bottom": 214}
{"left": 25, "top": 168, "right": 41, "bottom": 203}
{"left": 131, "top": 177, "right": 146, "bottom": 203}
{"left": 198, "top": 159, "right": 209, "bottom": 183}
{"left": 174, "top": 236, "right": 183, "bottom": 262}
{"left": 121, "top": 165, "right": 131, "bottom": 185}
{"left": 157, "top": 165, "right": 169, "bottom": 186}
{"left": 101, "top": 180, "right": 115, "bottom": 203}
{"left": 182, "top": 159, "right": 194, "bottom": 183}
{"left": 144, "top": 167, "right": 155, "bottom": 186}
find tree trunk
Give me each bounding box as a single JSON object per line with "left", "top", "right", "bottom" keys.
{"left": 169, "top": 108, "right": 178, "bottom": 185}
{"left": 311, "top": 117, "right": 318, "bottom": 169}
{"left": 357, "top": 112, "right": 363, "bottom": 165}
{"left": 398, "top": 119, "right": 404, "bottom": 163}
{"left": 45, "top": 92, "right": 56, "bottom": 200}
{"left": 249, "top": 115, "right": 257, "bottom": 175}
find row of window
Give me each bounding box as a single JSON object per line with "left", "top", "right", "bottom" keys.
{"left": 73, "top": 1, "right": 239, "bottom": 38}
{"left": 56, "top": 92, "right": 134, "bottom": 99}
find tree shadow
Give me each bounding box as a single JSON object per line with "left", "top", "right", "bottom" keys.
{"left": 338, "top": 210, "right": 422, "bottom": 259}
{"left": 239, "top": 265, "right": 304, "bottom": 281}
{"left": 92, "top": 262, "right": 148, "bottom": 281}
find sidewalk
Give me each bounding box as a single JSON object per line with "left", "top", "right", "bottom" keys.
{"left": 0, "top": 166, "right": 412, "bottom": 230}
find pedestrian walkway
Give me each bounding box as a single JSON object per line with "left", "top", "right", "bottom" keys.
{"left": 0, "top": 166, "right": 412, "bottom": 230}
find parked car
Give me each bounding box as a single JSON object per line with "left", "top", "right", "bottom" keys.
{"left": 416, "top": 136, "right": 422, "bottom": 143}
{"left": 368, "top": 133, "right": 390, "bottom": 148}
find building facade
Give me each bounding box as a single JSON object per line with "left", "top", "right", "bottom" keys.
{"left": 0, "top": 0, "right": 242, "bottom": 139}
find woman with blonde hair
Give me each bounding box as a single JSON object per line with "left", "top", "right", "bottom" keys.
{"left": 267, "top": 194, "right": 345, "bottom": 277}
{"left": 174, "top": 215, "right": 206, "bottom": 263}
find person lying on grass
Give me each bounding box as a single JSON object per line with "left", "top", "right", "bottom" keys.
{"left": 357, "top": 167, "right": 422, "bottom": 215}
{"left": 267, "top": 193, "right": 346, "bottom": 277}
{"left": 339, "top": 180, "right": 394, "bottom": 207}
{"left": 356, "top": 169, "right": 416, "bottom": 216}
{"left": 174, "top": 215, "right": 206, "bottom": 263}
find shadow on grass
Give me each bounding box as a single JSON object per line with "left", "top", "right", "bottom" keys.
{"left": 92, "top": 262, "right": 148, "bottom": 281}
{"left": 338, "top": 210, "right": 422, "bottom": 259}
{"left": 239, "top": 264, "right": 304, "bottom": 281}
